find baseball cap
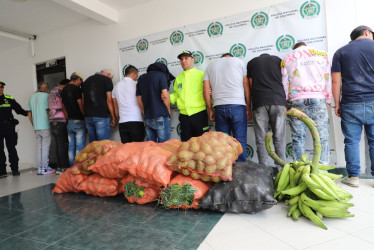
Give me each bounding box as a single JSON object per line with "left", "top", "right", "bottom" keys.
{"left": 71, "top": 72, "right": 84, "bottom": 80}
{"left": 350, "top": 25, "right": 374, "bottom": 40}
{"left": 177, "top": 50, "right": 193, "bottom": 59}
{"left": 0, "top": 81, "right": 5, "bottom": 86}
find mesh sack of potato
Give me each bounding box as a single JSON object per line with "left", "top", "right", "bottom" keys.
{"left": 89, "top": 140, "right": 181, "bottom": 186}
{"left": 52, "top": 168, "right": 88, "bottom": 193}
{"left": 120, "top": 175, "right": 161, "bottom": 205}
{"left": 167, "top": 131, "right": 242, "bottom": 182}
{"left": 72, "top": 140, "right": 122, "bottom": 175}
{"left": 76, "top": 174, "right": 121, "bottom": 197}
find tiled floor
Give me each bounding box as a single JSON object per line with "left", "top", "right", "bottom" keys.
{"left": 0, "top": 171, "right": 222, "bottom": 250}
{"left": 199, "top": 178, "right": 374, "bottom": 250}
{"left": 0, "top": 170, "right": 373, "bottom": 250}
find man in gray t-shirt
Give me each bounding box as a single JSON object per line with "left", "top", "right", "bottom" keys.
{"left": 203, "top": 53, "right": 250, "bottom": 162}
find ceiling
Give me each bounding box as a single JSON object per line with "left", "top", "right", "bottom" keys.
{"left": 0, "top": 0, "right": 153, "bottom": 52}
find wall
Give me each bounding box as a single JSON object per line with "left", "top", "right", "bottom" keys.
{"left": 0, "top": 0, "right": 373, "bottom": 172}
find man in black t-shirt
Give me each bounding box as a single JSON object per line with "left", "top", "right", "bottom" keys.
{"left": 136, "top": 63, "right": 172, "bottom": 143}
{"left": 61, "top": 72, "right": 86, "bottom": 166}
{"left": 332, "top": 25, "right": 374, "bottom": 187}
{"left": 81, "top": 69, "right": 115, "bottom": 142}
{"left": 247, "top": 54, "right": 287, "bottom": 167}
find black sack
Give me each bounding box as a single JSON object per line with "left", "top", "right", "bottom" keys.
{"left": 199, "top": 161, "right": 277, "bottom": 214}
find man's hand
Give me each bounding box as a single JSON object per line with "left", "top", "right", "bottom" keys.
{"left": 334, "top": 105, "right": 341, "bottom": 117}
{"left": 208, "top": 108, "right": 215, "bottom": 121}
{"left": 247, "top": 109, "right": 252, "bottom": 121}
{"left": 110, "top": 117, "right": 116, "bottom": 128}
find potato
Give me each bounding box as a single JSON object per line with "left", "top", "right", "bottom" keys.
{"left": 168, "top": 154, "right": 178, "bottom": 164}
{"left": 187, "top": 160, "right": 196, "bottom": 170}
{"left": 189, "top": 141, "right": 200, "bottom": 152}
{"left": 177, "top": 150, "right": 194, "bottom": 161}
{"left": 201, "top": 142, "right": 213, "bottom": 155}
{"left": 201, "top": 175, "right": 211, "bottom": 182}
{"left": 197, "top": 161, "right": 205, "bottom": 172}
{"left": 211, "top": 176, "right": 221, "bottom": 182}
{"left": 204, "top": 155, "right": 216, "bottom": 165}
{"left": 205, "top": 165, "right": 217, "bottom": 174}
{"left": 212, "top": 150, "right": 224, "bottom": 160}
{"left": 191, "top": 172, "right": 200, "bottom": 179}
{"left": 182, "top": 169, "right": 190, "bottom": 176}
{"left": 179, "top": 142, "right": 190, "bottom": 151}
{"left": 194, "top": 151, "right": 206, "bottom": 161}
{"left": 216, "top": 157, "right": 228, "bottom": 170}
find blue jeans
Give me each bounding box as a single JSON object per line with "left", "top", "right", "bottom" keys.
{"left": 85, "top": 117, "right": 111, "bottom": 143}
{"left": 341, "top": 102, "right": 374, "bottom": 177}
{"left": 67, "top": 120, "right": 86, "bottom": 166}
{"left": 214, "top": 104, "right": 247, "bottom": 162}
{"left": 290, "top": 98, "right": 329, "bottom": 164}
{"left": 145, "top": 116, "right": 171, "bottom": 143}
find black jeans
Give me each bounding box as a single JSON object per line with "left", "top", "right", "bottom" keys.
{"left": 0, "top": 124, "right": 19, "bottom": 173}
{"left": 179, "top": 110, "right": 209, "bottom": 142}
{"left": 50, "top": 122, "right": 69, "bottom": 169}
{"left": 119, "top": 121, "right": 145, "bottom": 143}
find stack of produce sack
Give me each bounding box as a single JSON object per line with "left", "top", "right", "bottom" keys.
{"left": 52, "top": 139, "right": 181, "bottom": 203}
{"left": 52, "top": 134, "right": 277, "bottom": 214}
{"left": 167, "top": 131, "right": 242, "bottom": 182}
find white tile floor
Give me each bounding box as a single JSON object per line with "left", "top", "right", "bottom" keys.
{"left": 0, "top": 170, "right": 373, "bottom": 250}
{"left": 198, "top": 179, "right": 374, "bottom": 250}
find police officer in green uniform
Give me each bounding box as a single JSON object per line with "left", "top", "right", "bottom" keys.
{"left": 0, "top": 81, "right": 27, "bottom": 178}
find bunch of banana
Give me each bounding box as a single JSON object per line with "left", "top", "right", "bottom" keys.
{"left": 266, "top": 108, "right": 354, "bottom": 230}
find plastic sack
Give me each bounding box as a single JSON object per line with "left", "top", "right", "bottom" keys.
{"left": 199, "top": 161, "right": 277, "bottom": 214}
{"left": 76, "top": 174, "right": 120, "bottom": 197}
{"left": 167, "top": 131, "right": 242, "bottom": 182}
{"left": 52, "top": 168, "right": 88, "bottom": 193}
{"left": 160, "top": 174, "right": 211, "bottom": 210}
{"left": 72, "top": 140, "right": 122, "bottom": 175}
{"left": 90, "top": 140, "right": 181, "bottom": 187}
{"left": 120, "top": 175, "right": 160, "bottom": 205}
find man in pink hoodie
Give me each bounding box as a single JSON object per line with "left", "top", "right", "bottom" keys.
{"left": 281, "top": 42, "right": 331, "bottom": 164}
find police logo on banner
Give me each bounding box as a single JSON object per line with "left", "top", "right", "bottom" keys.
{"left": 170, "top": 30, "right": 184, "bottom": 46}
{"left": 207, "top": 22, "right": 223, "bottom": 37}
{"left": 192, "top": 51, "right": 204, "bottom": 65}
{"left": 251, "top": 12, "right": 269, "bottom": 29}
{"left": 276, "top": 35, "right": 295, "bottom": 52}
{"left": 300, "top": 0, "right": 320, "bottom": 19}
{"left": 230, "top": 43, "right": 247, "bottom": 58}
{"left": 136, "top": 39, "right": 149, "bottom": 53}
{"left": 155, "top": 58, "right": 168, "bottom": 66}
{"left": 246, "top": 144, "right": 254, "bottom": 159}
{"left": 122, "top": 64, "right": 130, "bottom": 77}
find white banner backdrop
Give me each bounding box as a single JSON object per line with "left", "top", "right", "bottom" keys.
{"left": 118, "top": 0, "right": 336, "bottom": 166}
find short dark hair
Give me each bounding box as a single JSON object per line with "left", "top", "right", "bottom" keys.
{"left": 125, "top": 65, "right": 138, "bottom": 76}
{"left": 70, "top": 75, "right": 81, "bottom": 81}
{"left": 59, "top": 79, "right": 70, "bottom": 85}
{"left": 293, "top": 42, "right": 307, "bottom": 50}
{"left": 221, "top": 53, "right": 233, "bottom": 58}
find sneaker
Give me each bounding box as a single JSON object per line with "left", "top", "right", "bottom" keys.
{"left": 37, "top": 167, "right": 44, "bottom": 175}
{"left": 55, "top": 168, "right": 66, "bottom": 175}
{"left": 341, "top": 176, "right": 359, "bottom": 188}
{"left": 0, "top": 172, "right": 7, "bottom": 178}
{"left": 12, "top": 171, "right": 20, "bottom": 176}
{"left": 43, "top": 167, "right": 55, "bottom": 175}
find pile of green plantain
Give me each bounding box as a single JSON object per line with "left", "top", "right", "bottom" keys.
{"left": 265, "top": 108, "right": 354, "bottom": 230}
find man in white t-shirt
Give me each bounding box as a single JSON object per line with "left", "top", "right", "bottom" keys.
{"left": 112, "top": 65, "right": 145, "bottom": 143}
{"left": 203, "top": 53, "right": 250, "bottom": 162}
